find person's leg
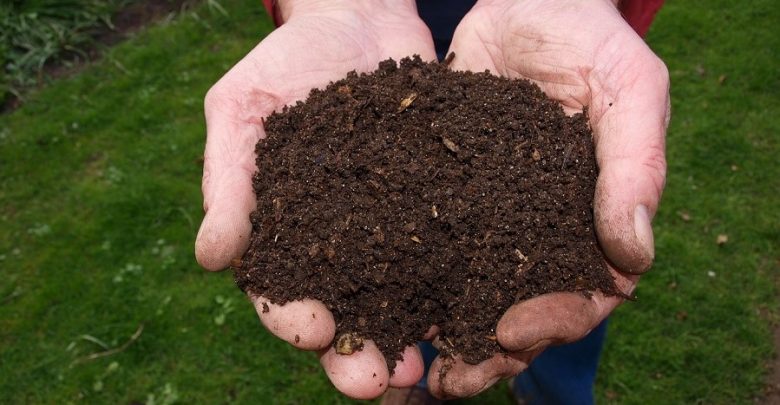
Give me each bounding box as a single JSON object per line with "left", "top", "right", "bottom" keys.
{"left": 416, "top": 0, "right": 477, "bottom": 60}
{"left": 512, "top": 320, "right": 609, "bottom": 405}
{"left": 416, "top": 341, "right": 439, "bottom": 390}
{"left": 398, "top": 320, "right": 608, "bottom": 404}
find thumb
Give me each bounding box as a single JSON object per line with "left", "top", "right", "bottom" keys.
{"left": 195, "top": 89, "right": 267, "bottom": 271}
{"left": 591, "top": 50, "right": 670, "bottom": 274}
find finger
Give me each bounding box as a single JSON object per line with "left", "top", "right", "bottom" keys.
{"left": 445, "top": 14, "right": 495, "bottom": 74}
{"left": 423, "top": 325, "right": 439, "bottom": 340}
{"left": 388, "top": 345, "right": 425, "bottom": 388}
{"left": 427, "top": 351, "right": 536, "bottom": 399}
{"left": 194, "top": 162, "right": 255, "bottom": 271}
{"left": 195, "top": 88, "right": 271, "bottom": 271}
{"left": 591, "top": 46, "right": 670, "bottom": 274}
{"left": 251, "top": 296, "right": 335, "bottom": 350}
{"left": 319, "top": 339, "right": 390, "bottom": 400}
{"left": 496, "top": 271, "right": 635, "bottom": 352}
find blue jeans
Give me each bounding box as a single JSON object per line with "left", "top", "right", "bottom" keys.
{"left": 416, "top": 0, "right": 476, "bottom": 61}
{"left": 418, "top": 320, "right": 608, "bottom": 405}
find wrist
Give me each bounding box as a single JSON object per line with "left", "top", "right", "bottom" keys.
{"left": 473, "top": 0, "right": 619, "bottom": 10}
{"left": 277, "top": 0, "right": 418, "bottom": 24}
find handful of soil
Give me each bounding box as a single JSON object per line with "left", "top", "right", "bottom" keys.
{"left": 234, "top": 56, "right": 619, "bottom": 371}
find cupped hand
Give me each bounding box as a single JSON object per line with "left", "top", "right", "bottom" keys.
{"left": 194, "top": 0, "right": 435, "bottom": 399}
{"left": 428, "top": 0, "right": 670, "bottom": 398}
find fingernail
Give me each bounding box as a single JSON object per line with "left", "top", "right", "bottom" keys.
{"left": 634, "top": 205, "right": 655, "bottom": 263}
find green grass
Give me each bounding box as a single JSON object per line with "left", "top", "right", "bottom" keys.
{"left": 1, "top": 0, "right": 129, "bottom": 103}
{"left": 595, "top": 1, "right": 780, "bottom": 402}
{"left": 0, "top": 0, "right": 777, "bottom": 403}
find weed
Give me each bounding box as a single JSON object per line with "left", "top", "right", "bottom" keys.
{"left": 0, "top": 0, "right": 125, "bottom": 104}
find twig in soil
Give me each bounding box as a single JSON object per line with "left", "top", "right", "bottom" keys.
{"left": 442, "top": 137, "right": 459, "bottom": 153}
{"left": 397, "top": 92, "right": 418, "bottom": 113}
{"left": 71, "top": 324, "right": 144, "bottom": 366}
{"left": 561, "top": 144, "right": 574, "bottom": 170}
{"left": 445, "top": 337, "right": 455, "bottom": 348}
{"left": 442, "top": 52, "right": 456, "bottom": 66}
{"left": 514, "top": 249, "right": 529, "bottom": 262}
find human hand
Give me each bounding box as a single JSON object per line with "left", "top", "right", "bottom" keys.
{"left": 427, "top": 0, "right": 670, "bottom": 398}
{"left": 194, "top": 0, "right": 436, "bottom": 399}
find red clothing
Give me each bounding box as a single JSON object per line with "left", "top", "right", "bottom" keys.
{"left": 261, "top": 0, "right": 664, "bottom": 38}
{"left": 620, "top": 0, "right": 665, "bottom": 37}
{"left": 261, "top": 0, "right": 281, "bottom": 27}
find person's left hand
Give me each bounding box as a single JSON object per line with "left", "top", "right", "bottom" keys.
{"left": 426, "top": 0, "right": 670, "bottom": 398}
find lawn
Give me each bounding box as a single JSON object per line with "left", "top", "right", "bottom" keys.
{"left": 0, "top": 0, "right": 777, "bottom": 403}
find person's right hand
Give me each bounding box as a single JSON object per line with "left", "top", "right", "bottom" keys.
{"left": 194, "top": 0, "right": 436, "bottom": 399}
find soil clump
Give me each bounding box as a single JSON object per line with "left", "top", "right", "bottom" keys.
{"left": 234, "top": 56, "right": 620, "bottom": 371}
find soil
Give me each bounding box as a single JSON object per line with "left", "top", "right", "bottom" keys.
{"left": 234, "top": 56, "right": 620, "bottom": 371}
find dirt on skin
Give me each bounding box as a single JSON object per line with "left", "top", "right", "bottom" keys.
{"left": 234, "top": 55, "right": 621, "bottom": 372}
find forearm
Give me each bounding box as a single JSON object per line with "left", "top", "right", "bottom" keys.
{"left": 274, "top": 0, "right": 418, "bottom": 24}
{"left": 471, "top": 0, "right": 618, "bottom": 11}
{"left": 469, "top": 0, "right": 661, "bottom": 37}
